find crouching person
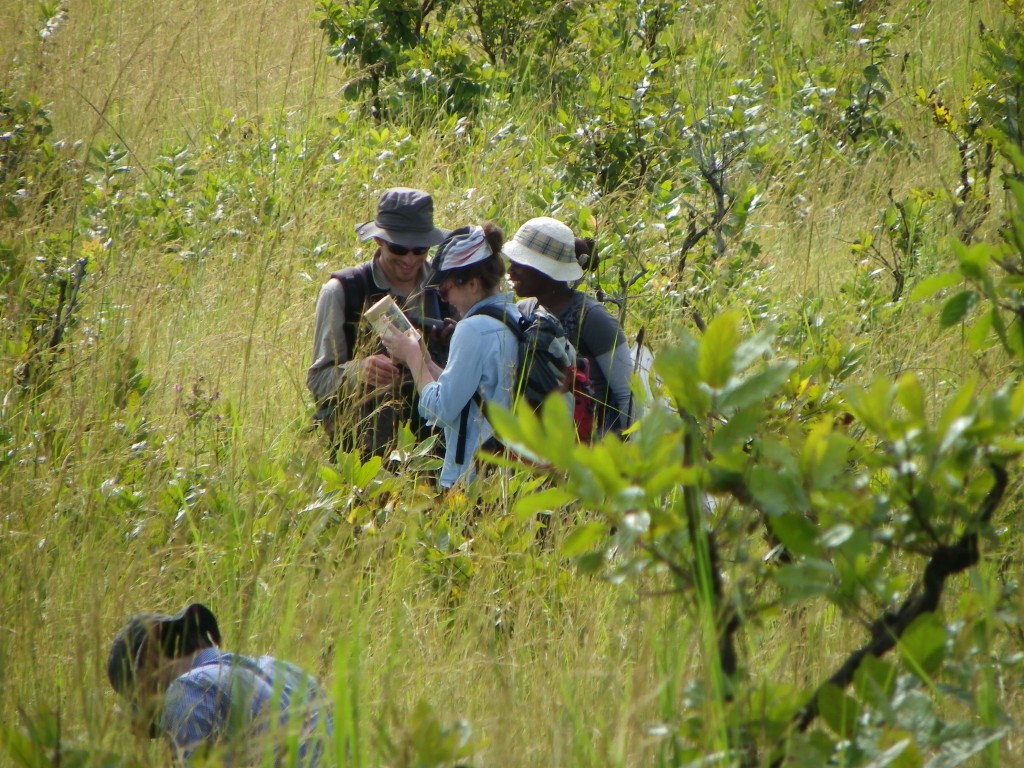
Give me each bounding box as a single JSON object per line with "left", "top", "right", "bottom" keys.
{"left": 107, "top": 603, "right": 333, "bottom": 766}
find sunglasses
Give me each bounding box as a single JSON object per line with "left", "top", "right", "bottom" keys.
{"left": 384, "top": 242, "right": 429, "bottom": 256}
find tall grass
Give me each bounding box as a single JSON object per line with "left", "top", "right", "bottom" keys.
{"left": 1, "top": 0, "right": 1020, "bottom": 765}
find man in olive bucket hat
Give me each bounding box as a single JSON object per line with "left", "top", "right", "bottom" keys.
{"left": 107, "top": 603, "right": 333, "bottom": 765}
{"left": 307, "top": 187, "right": 455, "bottom": 458}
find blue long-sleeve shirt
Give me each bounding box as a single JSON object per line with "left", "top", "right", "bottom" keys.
{"left": 160, "top": 647, "right": 333, "bottom": 766}
{"left": 419, "top": 292, "right": 520, "bottom": 487}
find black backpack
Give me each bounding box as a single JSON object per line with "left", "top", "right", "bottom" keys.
{"left": 454, "top": 302, "right": 575, "bottom": 464}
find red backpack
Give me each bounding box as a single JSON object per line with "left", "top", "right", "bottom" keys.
{"left": 570, "top": 357, "right": 597, "bottom": 442}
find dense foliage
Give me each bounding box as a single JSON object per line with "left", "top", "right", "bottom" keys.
{"left": 3, "top": 0, "right": 1024, "bottom": 766}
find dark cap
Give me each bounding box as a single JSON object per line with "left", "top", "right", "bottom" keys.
{"left": 355, "top": 187, "right": 448, "bottom": 248}
{"left": 107, "top": 603, "right": 221, "bottom": 695}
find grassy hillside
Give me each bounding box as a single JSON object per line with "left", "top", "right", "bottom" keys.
{"left": 2, "top": 1, "right": 1023, "bottom": 765}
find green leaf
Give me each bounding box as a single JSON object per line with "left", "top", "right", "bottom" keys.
{"left": 895, "top": 373, "right": 927, "bottom": 422}
{"left": 769, "top": 513, "right": 821, "bottom": 558}
{"left": 936, "top": 381, "right": 977, "bottom": 452}
{"left": 846, "top": 378, "right": 897, "bottom": 437}
{"left": 1011, "top": 379, "right": 1024, "bottom": 422}
{"left": 819, "top": 523, "right": 855, "bottom": 548}
{"left": 355, "top": 455, "right": 383, "bottom": 487}
{"left": 966, "top": 307, "right": 994, "bottom": 351}
{"left": 318, "top": 452, "right": 380, "bottom": 491}
{"left": 924, "top": 729, "right": 1007, "bottom": 768}
{"left": 749, "top": 681, "right": 804, "bottom": 740}
{"left": 953, "top": 241, "right": 991, "bottom": 280}
{"left": 884, "top": 202, "right": 899, "bottom": 228}
{"left": 699, "top": 311, "right": 743, "bottom": 388}
{"left": 577, "top": 206, "right": 596, "bottom": 234}
{"left": 580, "top": 443, "right": 631, "bottom": 497}
{"left": 576, "top": 551, "right": 606, "bottom": 573}
{"left": 486, "top": 402, "right": 522, "bottom": 444}
{"left": 0, "top": 726, "right": 44, "bottom": 768}
{"left": 898, "top": 613, "right": 946, "bottom": 677}
{"left": 538, "top": 393, "right": 576, "bottom": 465}
{"left": 817, "top": 683, "right": 862, "bottom": 739}
{"left": 513, "top": 487, "right": 577, "bottom": 518}
{"left": 655, "top": 335, "right": 710, "bottom": 417}
{"left": 863, "top": 737, "right": 917, "bottom": 768}
{"left": 717, "top": 361, "right": 795, "bottom": 413}
{"left": 788, "top": 731, "right": 838, "bottom": 767}
{"left": 771, "top": 560, "right": 835, "bottom": 601}
{"left": 801, "top": 422, "right": 852, "bottom": 492}
{"left": 853, "top": 655, "right": 897, "bottom": 709}
{"left": 732, "top": 327, "right": 776, "bottom": 372}
{"left": 909, "top": 271, "right": 960, "bottom": 302}
{"left": 561, "top": 521, "right": 608, "bottom": 557}
{"left": 939, "top": 291, "right": 976, "bottom": 328}
{"left": 488, "top": 402, "right": 546, "bottom": 463}
{"left": 709, "top": 408, "right": 762, "bottom": 453}
{"left": 749, "top": 465, "right": 809, "bottom": 516}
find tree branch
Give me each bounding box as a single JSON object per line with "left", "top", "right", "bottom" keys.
{"left": 784, "top": 462, "right": 1008, "bottom": 740}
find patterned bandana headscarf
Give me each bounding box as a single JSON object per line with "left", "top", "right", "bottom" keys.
{"left": 425, "top": 226, "right": 493, "bottom": 286}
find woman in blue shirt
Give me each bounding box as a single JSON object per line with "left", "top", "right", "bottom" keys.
{"left": 384, "top": 224, "right": 518, "bottom": 488}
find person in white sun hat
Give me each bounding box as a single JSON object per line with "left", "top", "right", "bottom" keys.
{"left": 505, "top": 216, "right": 633, "bottom": 438}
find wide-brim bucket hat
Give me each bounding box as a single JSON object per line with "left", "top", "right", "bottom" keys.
{"left": 503, "top": 216, "right": 583, "bottom": 282}
{"left": 107, "top": 603, "right": 221, "bottom": 695}
{"left": 355, "top": 187, "right": 449, "bottom": 248}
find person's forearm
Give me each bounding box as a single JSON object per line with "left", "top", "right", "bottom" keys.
{"left": 407, "top": 352, "right": 439, "bottom": 391}
{"left": 307, "top": 359, "right": 362, "bottom": 401}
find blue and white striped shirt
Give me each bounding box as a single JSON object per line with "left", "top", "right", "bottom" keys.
{"left": 160, "top": 647, "right": 333, "bottom": 766}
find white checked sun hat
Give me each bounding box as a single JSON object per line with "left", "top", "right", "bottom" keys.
{"left": 503, "top": 216, "right": 583, "bottom": 282}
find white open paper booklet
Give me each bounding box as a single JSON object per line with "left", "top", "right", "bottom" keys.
{"left": 364, "top": 295, "right": 422, "bottom": 342}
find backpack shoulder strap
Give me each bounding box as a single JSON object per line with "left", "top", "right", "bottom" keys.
{"left": 331, "top": 261, "right": 380, "bottom": 314}
{"left": 455, "top": 391, "right": 486, "bottom": 466}
{"left": 330, "top": 262, "right": 384, "bottom": 352}
{"left": 453, "top": 304, "right": 518, "bottom": 466}
{"left": 465, "top": 303, "right": 522, "bottom": 338}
